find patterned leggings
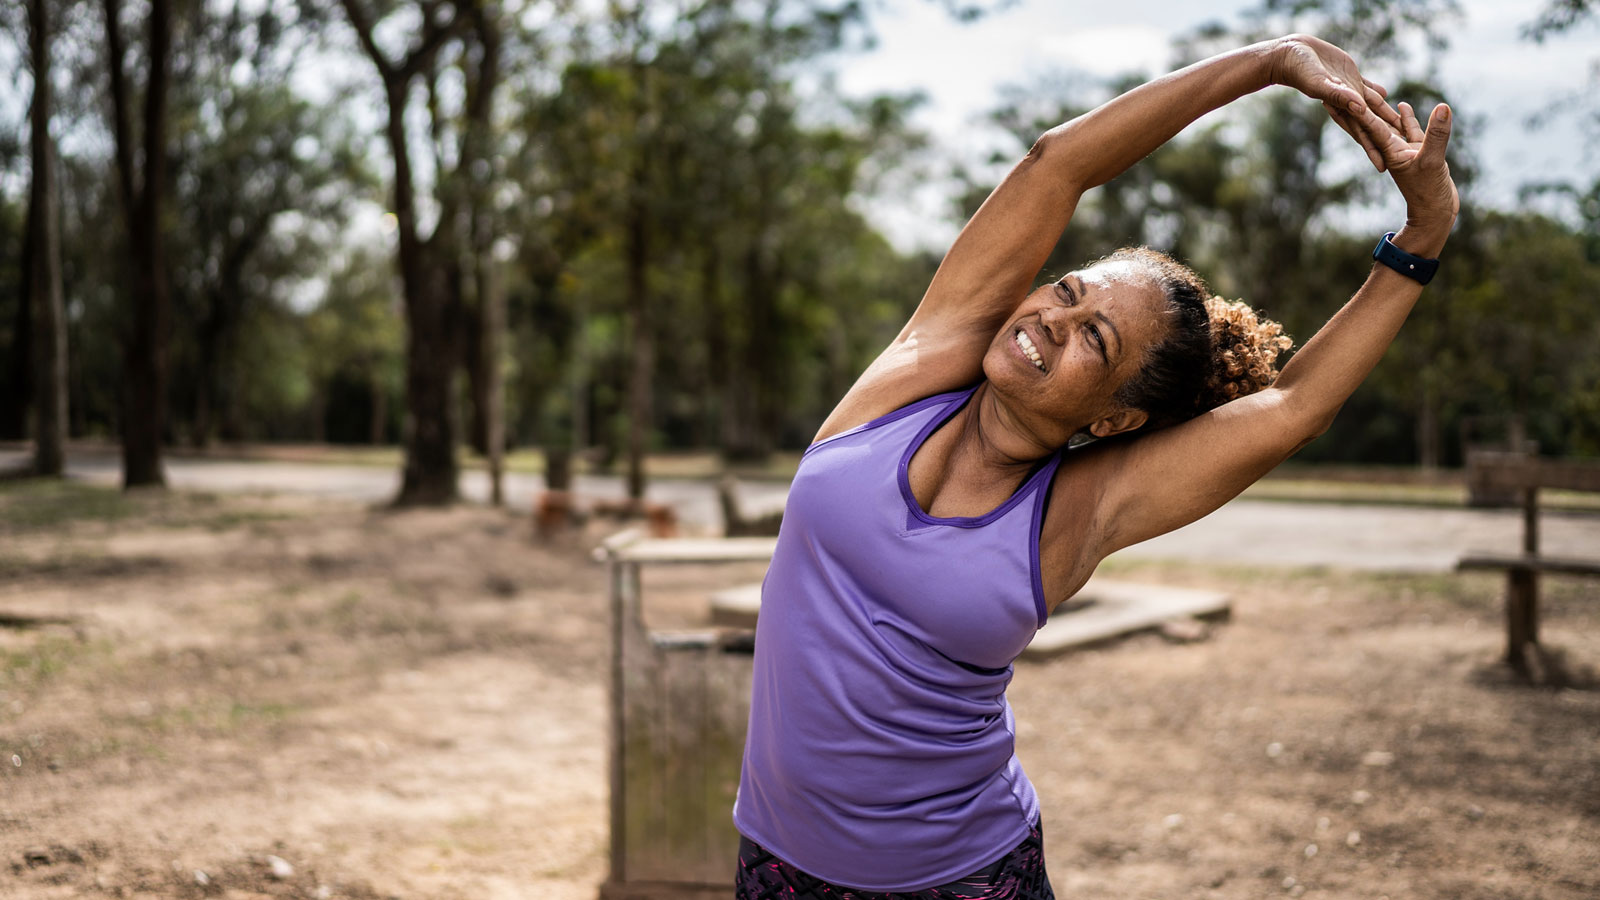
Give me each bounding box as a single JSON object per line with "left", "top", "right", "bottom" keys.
{"left": 734, "top": 817, "right": 1054, "bottom": 900}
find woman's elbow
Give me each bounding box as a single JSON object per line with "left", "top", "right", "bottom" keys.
{"left": 1270, "top": 387, "right": 1339, "bottom": 452}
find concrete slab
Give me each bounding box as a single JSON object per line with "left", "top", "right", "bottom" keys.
{"left": 708, "top": 578, "right": 1231, "bottom": 658}
{"left": 709, "top": 583, "right": 763, "bottom": 628}
{"left": 1022, "top": 577, "right": 1231, "bottom": 659}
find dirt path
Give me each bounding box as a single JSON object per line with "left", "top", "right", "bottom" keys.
{"left": 2, "top": 483, "right": 1596, "bottom": 899}
{"left": 1, "top": 486, "right": 620, "bottom": 898}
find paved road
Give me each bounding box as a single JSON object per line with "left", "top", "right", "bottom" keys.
{"left": 5, "top": 447, "right": 1596, "bottom": 572}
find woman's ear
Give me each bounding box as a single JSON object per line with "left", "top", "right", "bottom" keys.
{"left": 1088, "top": 408, "right": 1148, "bottom": 438}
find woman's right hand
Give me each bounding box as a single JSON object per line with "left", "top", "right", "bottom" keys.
{"left": 1386, "top": 101, "right": 1460, "bottom": 232}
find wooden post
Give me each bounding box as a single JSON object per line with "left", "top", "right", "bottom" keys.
{"left": 1506, "top": 568, "right": 1536, "bottom": 673}
{"left": 607, "top": 556, "right": 637, "bottom": 884}
{"left": 1521, "top": 485, "right": 1539, "bottom": 557}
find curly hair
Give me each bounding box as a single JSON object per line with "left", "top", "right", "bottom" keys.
{"left": 1097, "top": 247, "right": 1292, "bottom": 433}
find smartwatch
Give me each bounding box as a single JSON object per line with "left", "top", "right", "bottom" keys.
{"left": 1372, "top": 232, "right": 1439, "bottom": 285}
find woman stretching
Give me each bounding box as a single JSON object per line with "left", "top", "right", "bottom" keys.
{"left": 732, "top": 34, "right": 1458, "bottom": 898}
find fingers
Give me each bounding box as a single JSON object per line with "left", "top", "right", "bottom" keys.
{"left": 1363, "top": 76, "right": 1388, "bottom": 99}
{"left": 1364, "top": 85, "right": 1403, "bottom": 133}
{"left": 1419, "top": 103, "right": 1452, "bottom": 165}
{"left": 1397, "top": 101, "right": 1425, "bottom": 144}
{"left": 1324, "top": 76, "right": 1365, "bottom": 114}
{"left": 1324, "top": 102, "right": 1385, "bottom": 172}
{"left": 1345, "top": 99, "right": 1413, "bottom": 167}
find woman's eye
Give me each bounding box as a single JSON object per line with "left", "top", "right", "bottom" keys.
{"left": 1054, "top": 281, "right": 1074, "bottom": 304}
{"left": 1087, "top": 325, "right": 1103, "bottom": 349}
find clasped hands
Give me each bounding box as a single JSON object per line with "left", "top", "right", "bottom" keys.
{"left": 1269, "top": 33, "right": 1460, "bottom": 233}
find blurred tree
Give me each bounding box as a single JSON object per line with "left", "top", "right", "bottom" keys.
{"left": 0, "top": 4, "right": 30, "bottom": 444}
{"left": 305, "top": 246, "right": 405, "bottom": 445}
{"left": 336, "top": 0, "right": 492, "bottom": 505}
{"left": 452, "top": 0, "right": 508, "bottom": 503}
{"left": 522, "top": 0, "right": 927, "bottom": 487}
{"left": 167, "top": 0, "right": 373, "bottom": 448}
{"left": 101, "top": 0, "right": 175, "bottom": 488}
{"left": 22, "top": 0, "right": 69, "bottom": 476}
{"left": 1524, "top": 0, "right": 1597, "bottom": 40}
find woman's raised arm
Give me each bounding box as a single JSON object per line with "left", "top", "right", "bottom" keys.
{"left": 814, "top": 37, "right": 1400, "bottom": 442}
{"left": 1082, "top": 99, "right": 1457, "bottom": 562}
{"left": 904, "top": 35, "right": 1394, "bottom": 346}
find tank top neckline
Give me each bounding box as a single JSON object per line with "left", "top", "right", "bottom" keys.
{"left": 897, "top": 384, "right": 1063, "bottom": 530}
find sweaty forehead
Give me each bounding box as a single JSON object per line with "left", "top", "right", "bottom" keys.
{"left": 1074, "top": 261, "right": 1168, "bottom": 313}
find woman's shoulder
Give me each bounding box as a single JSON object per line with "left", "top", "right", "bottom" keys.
{"left": 810, "top": 340, "right": 986, "bottom": 445}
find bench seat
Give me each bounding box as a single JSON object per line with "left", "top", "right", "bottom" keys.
{"left": 1457, "top": 554, "right": 1600, "bottom": 577}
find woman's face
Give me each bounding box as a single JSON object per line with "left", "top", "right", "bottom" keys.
{"left": 982, "top": 261, "right": 1171, "bottom": 445}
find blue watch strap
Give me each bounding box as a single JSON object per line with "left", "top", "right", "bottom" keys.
{"left": 1372, "top": 231, "right": 1439, "bottom": 285}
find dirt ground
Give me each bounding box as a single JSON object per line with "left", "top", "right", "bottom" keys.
{"left": 1, "top": 481, "right": 1596, "bottom": 899}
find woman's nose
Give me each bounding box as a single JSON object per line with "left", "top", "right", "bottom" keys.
{"left": 1038, "top": 304, "right": 1072, "bottom": 344}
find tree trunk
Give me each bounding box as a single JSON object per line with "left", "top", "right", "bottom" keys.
{"left": 104, "top": 0, "right": 172, "bottom": 488}
{"left": 624, "top": 186, "right": 652, "bottom": 501}
{"left": 698, "top": 244, "right": 723, "bottom": 448}
{"left": 4, "top": 179, "right": 35, "bottom": 442}
{"left": 309, "top": 387, "right": 327, "bottom": 444}
{"left": 381, "top": 71, "right": 458, "bottom": 506}
{"left": 27, "top": 0, "right": 68, "bottom": 477}
{"left": 369, "top": 369, "right": 388, "bottom": 445}
{"left": 460, "top": 0, "right": 504, "bottom": 503}
{"left": 461, "top": 300, "right": 490, "bottom": 456}
{"left": 474, "top": 238, "right": 505, "bottom": 505}
{"left": 1416, "top": 381, "right": 1440, "bottom": 472}
{"left": 397, "top": 253, "right": 460, "bottom": 505}
{"left": 337, "top": 0, "right": 471, "bottom": 505}
{"left": 725, "top": 237, "right": 777, "bottom": 462}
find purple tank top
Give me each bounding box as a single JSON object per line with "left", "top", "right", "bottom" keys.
{"left": 733, "top": 385, "right": 1063, "bottom": 890}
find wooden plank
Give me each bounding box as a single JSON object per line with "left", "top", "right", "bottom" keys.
{"left": 1467, "top": 452, "right": 1600, "bottom": 494}
{"left": 613, "top": 537, "right": 777, "bottom": 565}
{"left": 1456, "top": 554, "right": 1600, "bottom": 577}
{"left": 1534, "top": 458, "right": 1600, "bottom": 493}
{"left": 710, "top": 579, "right": 1233, "bottom": 658}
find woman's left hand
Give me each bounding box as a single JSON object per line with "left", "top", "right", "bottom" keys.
{"left": 1269, "top": 34, "right": 1405, "bottom": 172}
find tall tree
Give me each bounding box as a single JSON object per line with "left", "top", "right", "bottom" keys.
{"left": 337, "top": 0, "right": 470, "bottom": 505}
{"left": 27, "top": 0, "right": 69, "bottom": 476}
{"left": 102, "top": 0, "right": 174, "bottom": 487}
{"left": 452, "top": 0, "right": 507, "bottom": 504}
{"left": 2, "top": 2, "right": 34, "bottom": 443}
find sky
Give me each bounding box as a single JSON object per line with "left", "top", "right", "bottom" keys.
{"left": 823, "top": 0, "right": 1599, "bottom": 251}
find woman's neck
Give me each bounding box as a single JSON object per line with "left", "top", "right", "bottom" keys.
{"left": 958, "top": 382, "right": 1067, "bottom": 472}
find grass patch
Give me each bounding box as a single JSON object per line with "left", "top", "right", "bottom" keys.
{"left": 0, "top": 635, "right": 107, "bottom": 692}
{"left": 0, "top": 550, "right": 170, "bottom": 580}
{"left": 112, "top": 697, "right": 301, "bottom": 738}
{"left": 0, "top": 479, "right": 298, "bottom": 537}
{"left": 0, "top": 480, "right": 140, "bottom": 531}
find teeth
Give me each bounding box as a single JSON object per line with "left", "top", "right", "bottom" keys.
{"left": 1015, "top": 330, "right": 1044, "bottom": 371}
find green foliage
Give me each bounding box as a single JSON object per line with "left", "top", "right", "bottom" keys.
{"left": 499, "top": 0, "right": 934, "bottom": 462}
{"left": 7, "top": 0, "right": 1595, "bottom": 473}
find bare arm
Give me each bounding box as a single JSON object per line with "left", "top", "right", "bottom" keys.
{"left": 816, "top": 36, "right": 1397, "bottom": 441}
{"left": 1085, "top": 101, "right": 1457, "bottom": 560}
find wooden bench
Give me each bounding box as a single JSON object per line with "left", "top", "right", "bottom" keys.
{"left": 1456, "top": 450, "right": 1600, "bottom": 675}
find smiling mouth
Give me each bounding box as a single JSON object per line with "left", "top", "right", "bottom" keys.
{"left": 1015, "top": 329, "right": 1044, "bottom": 372}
